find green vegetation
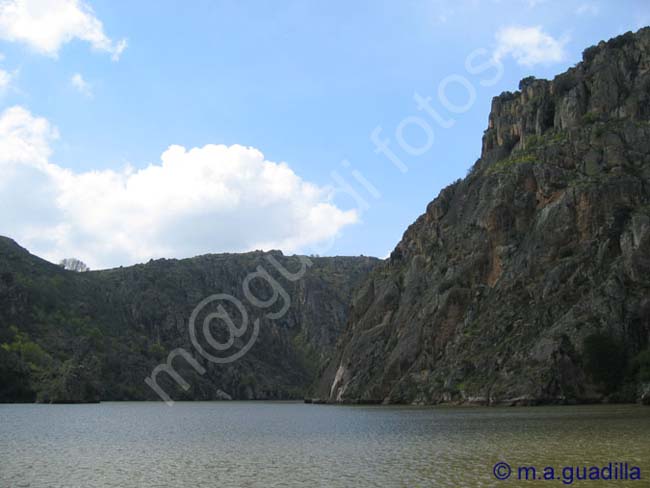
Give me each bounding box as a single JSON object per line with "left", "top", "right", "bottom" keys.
{"left": 582, "top": 111, "right": 600, "bottom": 125}
{"left": 524, "top": 131, "right": 567, "bottom": 150}
{"left": 487, "top": 131, "right": 568, "bottom": 175}
{"left": 1, "top": 325, "right": 51, "bottom": 370}
{"left": 0, "top": 237, "right": 379, "bottom": 402}
{"left": 0, "top": 347, "right": 34, "bottom": 402}
{"left": 487, "top": 152, "right": 537, "bottom": 174}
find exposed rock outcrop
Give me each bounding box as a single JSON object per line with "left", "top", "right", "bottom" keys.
{"left": 317, "top": 28, "right": 650, "bottom": 406}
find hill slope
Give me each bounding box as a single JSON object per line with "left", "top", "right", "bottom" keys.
{"left": 0, "top": 237, "right": 379, "bottom": 402}
{"left": 316, "top": 28, "right": 650, "bottom": 406}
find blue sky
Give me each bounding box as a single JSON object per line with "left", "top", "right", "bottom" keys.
{"left": 0, "top": 0, "right": 648, "bottom": 268}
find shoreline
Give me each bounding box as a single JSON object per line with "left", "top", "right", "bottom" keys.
{"left": 0, "top": 399, "right": 647, "bottom": 407}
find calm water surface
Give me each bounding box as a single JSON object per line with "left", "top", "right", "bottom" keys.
{"left": 1, "top": 402, "right": 649, "bottom": 487}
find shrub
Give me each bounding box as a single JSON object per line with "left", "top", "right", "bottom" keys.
{"left": 582, "top": 112, "right": 599, "bottom": 125}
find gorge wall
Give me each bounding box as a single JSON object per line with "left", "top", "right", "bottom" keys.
{"left": 316, "top": 28, "right": 650, "bottom": 406}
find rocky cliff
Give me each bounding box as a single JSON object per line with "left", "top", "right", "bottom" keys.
{"left": 316, "top": 28, "right": 650, "bottom": 405}
{"left": 0, "top": 237, "right": 379, "bottom": 402}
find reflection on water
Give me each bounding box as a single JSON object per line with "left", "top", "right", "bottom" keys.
{"left": 1, "top": 402, "right": 649, "bottom": 487}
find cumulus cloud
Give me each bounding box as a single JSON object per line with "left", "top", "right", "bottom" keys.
{"left": 0, "top": 106, "right": 358, "bottom": 269}
{"left": 0, "top": 0, "right": 127, "bottom": 59}
{"left": 70, "top": 72, "right": 91, "bottom": 97}
{"left": 494, "top": 26, "right": 567, "bottom": 67}
{"left": 0, "top": 105, "right": 57, "bottom": 163}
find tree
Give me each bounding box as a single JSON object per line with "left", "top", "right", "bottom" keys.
{"left": 59, "top": 258, "right": 90, "bottom": 272}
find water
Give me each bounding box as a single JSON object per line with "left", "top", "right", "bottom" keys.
{"left": 1, "top": 402, "right": 649, "bottom": 487}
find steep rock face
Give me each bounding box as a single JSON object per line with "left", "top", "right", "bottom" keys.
{"left": 317, "top": 28, "right": 650, "bottom": 405}
{"left": 0, "top": 237, "right": 379, "bottom": 402}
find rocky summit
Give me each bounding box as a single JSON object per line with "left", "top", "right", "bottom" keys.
{"left": 316, "top": 28, "right": 650, "bottom": 406}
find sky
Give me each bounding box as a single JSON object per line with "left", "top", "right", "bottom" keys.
{"left": 0, "top": 0, "right": 648, "bottom": 269}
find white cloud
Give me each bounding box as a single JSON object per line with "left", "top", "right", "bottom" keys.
{"left": 494, "top": 26, "right": 568, "bottom": 67}
{"left": 0, "top": 0, "right": 127, "bottom": 59}
{"left": 0, "top": 67, "right": 11, "bottom": 91}
{"left": 0, "top": 105, "right": 57, "bottom": 164}
{"left": 576, "top": 2, "right": 600, "bottom": 15}
{"left": 70, "top": 72, "right": 91, "bottom": 97}
{"left": 0, "top": 106, "right": 358, "bottom": 269}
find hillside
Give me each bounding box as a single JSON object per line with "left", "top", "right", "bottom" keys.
{"left": 0, "top": 237, "right": 379, "bottom": 402}
{"left": 316, "top": 28, "right": 650, "bottom": 406}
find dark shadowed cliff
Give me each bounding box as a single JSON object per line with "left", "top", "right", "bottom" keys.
{"left": 0, "top": 237, "right": 379, "bottom": 402}
{"left": 316, "top": 28, "right": 650, "bottom": 406}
